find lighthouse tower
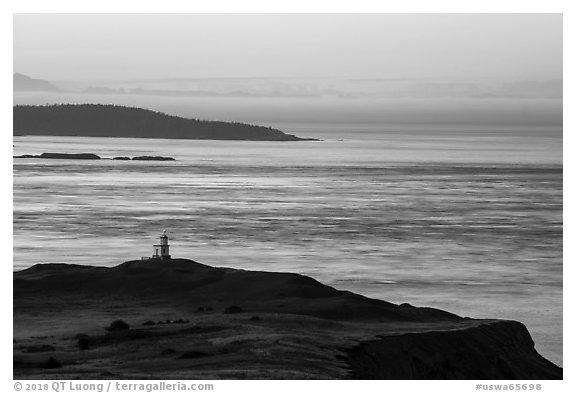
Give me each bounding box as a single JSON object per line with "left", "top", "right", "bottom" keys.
{"left": 152, "top": 230, "right": 171, "bottom": 260}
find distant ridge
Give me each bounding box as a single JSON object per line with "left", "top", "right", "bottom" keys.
{"left": 13, "top": 73, "right": 60, "bottom": 92}
{"left": 13, "top": 104, "right": 316, "bottom": 141}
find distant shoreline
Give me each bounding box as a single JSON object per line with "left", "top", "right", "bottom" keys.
{"left": 13, "top": 134, "right": 322, "bottom": 142}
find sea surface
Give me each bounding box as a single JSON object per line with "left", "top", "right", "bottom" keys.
{"left": 12, "top": 126, "right": 563, "bottom": 366}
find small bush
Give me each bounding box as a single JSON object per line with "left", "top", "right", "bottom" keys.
{"left": 42, "top": 357, "right": 62, "bottom": 369}
{"left": 77, "top": 337, "right": 90, "bottom": 350}
{"left": 174, "top": 319, "right": 189, "bottom": 324}
{"left": 224, "top": 305, "right": 244, "bottom": 314}
{"left": 106, "top": 319, "right": 130, "bottom": 332}
{"left": 180, "top": 350, "right": 209, "bottom": 359}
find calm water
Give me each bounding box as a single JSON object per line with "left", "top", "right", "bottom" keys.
{"left": 12, "top": 127, "right": 563, "bottom": 366}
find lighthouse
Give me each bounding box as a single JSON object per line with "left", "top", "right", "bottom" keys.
{"left": 152, "top": 230, "right": 171, "bottom": 260}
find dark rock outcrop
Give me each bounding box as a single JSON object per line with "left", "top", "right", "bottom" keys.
{"left": 348, "top": 320, "right": 562, "bottom": 379}
{"left": 14, "top": 153, "right": 101, "bottom": 160}
{"left": 15, "top": 153, "right": 175, "bottom": 161}
{"left": 132, "top": 156, "right": 175, "bottom": 161}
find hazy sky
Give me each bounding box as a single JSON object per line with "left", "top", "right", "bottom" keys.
{"left": 14, "top": 13, "right": 562, "bottom": 82}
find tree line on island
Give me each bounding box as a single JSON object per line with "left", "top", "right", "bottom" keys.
{"left": 13, "top": 104, "right": 317, "bottom": 141}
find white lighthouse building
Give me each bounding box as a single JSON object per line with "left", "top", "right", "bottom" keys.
{"left": 152, "top": 230, "right": 171, "bottom": 260}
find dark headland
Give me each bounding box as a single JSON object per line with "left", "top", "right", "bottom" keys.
{"left": 13, "top": 259, "right": 561, "bottom": 379}
{"left": 13, "top": 104, "right": 317, "bottom": 141}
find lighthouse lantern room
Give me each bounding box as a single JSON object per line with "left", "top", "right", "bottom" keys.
{"left": 152, "top": 230, "right": 171, "bottom": 260}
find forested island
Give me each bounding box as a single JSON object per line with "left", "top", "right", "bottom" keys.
{"left": 13, "top": 104, "right": 315, "bottom": 141}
